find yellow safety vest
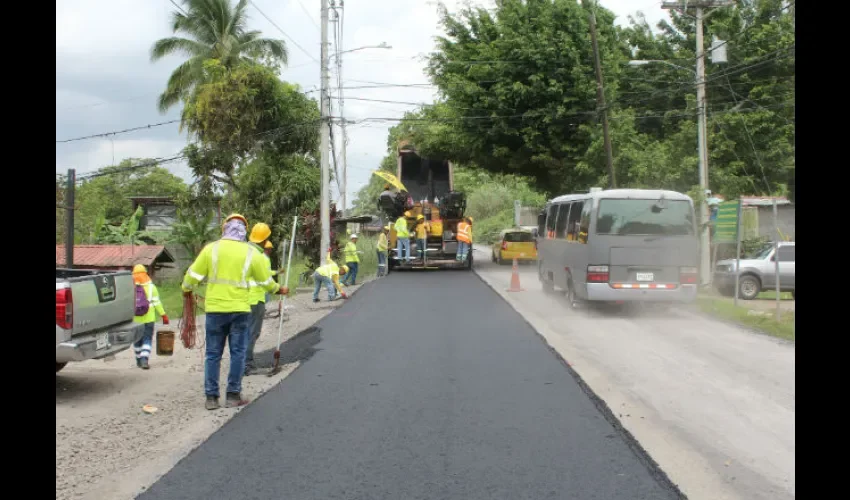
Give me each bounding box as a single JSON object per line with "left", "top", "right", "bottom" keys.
{"left": 133, "top": 282, "right": 166, "bottom": 324}
{"left": 395, "top": 216, "right": 409, "bottom": 238}
{"left": 248, "top": 243, "right": 275, "bottom": 305}
{"left": 344, "top": 241, "right": 360, "bottom": 264}
{"left": 376, "top": 233, "right": 388, "bottom": 252}
{"left": 414, "top": 222, "right": 429, "bottom": 239}
{"left": 182, "top": 239, "right": 280, "bottom": 313}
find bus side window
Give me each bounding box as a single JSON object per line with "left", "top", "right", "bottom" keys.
{"left": 546, "top": 204, "right": 558, "bottom": 239}
{"left": 567, "top": 201, "right": 584, "bottom": 242}
{"left": 555, "top": 203, "right": 570, "bottom": 239}
{"left": 578, "top": 200, "right": 592, "bottom": 244}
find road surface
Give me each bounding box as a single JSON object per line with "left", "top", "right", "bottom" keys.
{"left": 473, "top": 248, "right": 794, "bottom": 500}
{"left": 138, "top": 271, "right": 681, "bottom": 500}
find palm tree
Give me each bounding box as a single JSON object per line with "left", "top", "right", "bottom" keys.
{"left": 150, "top": 0, "right": 288, "bottom": 113}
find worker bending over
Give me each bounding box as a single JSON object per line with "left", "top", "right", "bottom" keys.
{"left": 132, "top": 264, "right": 168, "bottom": 370}
{"left": 313, "top": 259, "right": 348, "bottom": 302}
{"left": 456, "top": 216, "right": 473, "bottom": 262}
{"left": 182, "top": 214, "right": 288, "bottom": 410}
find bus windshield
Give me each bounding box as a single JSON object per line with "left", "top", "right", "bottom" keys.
{"left": 595, "top": 199, "right": 695, "bottom": 236}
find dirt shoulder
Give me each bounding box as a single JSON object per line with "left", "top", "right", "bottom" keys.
{"left": 56, "top": 281, "right": 370, "bottom": 500}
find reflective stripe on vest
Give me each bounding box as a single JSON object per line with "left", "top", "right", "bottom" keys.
{"left": 208, "top": 241, "right": 255, "bottom": 288}
{"left": 457, "top": 223, "right": 471, "bottom": 242}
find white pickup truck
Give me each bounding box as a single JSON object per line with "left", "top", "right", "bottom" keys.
{"left": 55, "top": 269, "right": 146, "bottom": 373}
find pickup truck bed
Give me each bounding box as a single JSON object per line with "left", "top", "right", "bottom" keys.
{"left": 56, "top": 269, "right": 145, "bottom": 372}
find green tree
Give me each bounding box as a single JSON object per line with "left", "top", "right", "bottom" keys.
{"left": 150, "top": 0, "right": 288, "bottom": 112}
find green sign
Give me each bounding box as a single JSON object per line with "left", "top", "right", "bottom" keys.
{"left": 714, "top": 200, "right": 740, "bottom": 244}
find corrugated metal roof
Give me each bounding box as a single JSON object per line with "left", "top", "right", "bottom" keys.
{"left": 56, "top": 245, "right": 174, "bottom": 268}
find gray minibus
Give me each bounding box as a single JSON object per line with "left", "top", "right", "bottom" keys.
{"left": 536, "top": 189, "right": 699, "bottom": 306}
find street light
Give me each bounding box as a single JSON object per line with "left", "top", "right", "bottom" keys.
{"left": 332, "top": 42, "right": 392, "bottom": 218}
{"left": 628, "top": 58, "right": 711, "bottom": 287}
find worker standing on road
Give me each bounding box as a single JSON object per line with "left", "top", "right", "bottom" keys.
{"left": 456, "top": 216, "right": 473, "bottom": 262}
{"left": 376, "top": 225, "right": 389, "bottom": 277}
{"left": 244, "top": 223, "right": 279, "bottom": 377}
{"left": 132, "top": 264, "right": 168, "bottom": 370}
{"left": 342, "top": 234, "right": 362, "bottom": 286}
{"left": 182, "top": 214, "right": 288, "bottom": 410}
{"left": 313, "top": 260, "right": 349, "bottom": 302}
{"left": 395, "top": 211, "right": 412, "bottom": 264}
{"left": 414, "top": 214, "right": 430, "bottom": 260}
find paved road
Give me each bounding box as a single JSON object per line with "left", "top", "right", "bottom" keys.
{"left": 139, "top": 271, "right": 681, "bottom": 500}
{"left": 473, "top": 249, "right": 795, "bottom": 500}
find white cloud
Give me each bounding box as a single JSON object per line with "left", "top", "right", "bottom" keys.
{"left": 56, "top": 0, "right": 667, "bottom": 204}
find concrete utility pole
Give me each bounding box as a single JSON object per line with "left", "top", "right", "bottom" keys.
{"left": 585, "top": 1, "right": 616, "bottom": 189}
{"left": 65, "top": 168, "right": 76, "bottom": 269}
{"left": 320, "top": 0, "right": 331, "bottom": 265}
{"left": 661, "top": 0, "right": 733, "bottom": 286}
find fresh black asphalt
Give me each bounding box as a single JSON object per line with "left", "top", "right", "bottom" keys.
{"left": 138, "top": 271, "right": 682, "bottom": 500}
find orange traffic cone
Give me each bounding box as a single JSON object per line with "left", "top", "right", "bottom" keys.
{"left": 507, "top": 257, "right": 524, "bottom": 292}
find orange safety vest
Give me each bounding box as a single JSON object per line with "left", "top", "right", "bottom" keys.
{"left": 457, "top": 222, "right": 471, "bottom": 243}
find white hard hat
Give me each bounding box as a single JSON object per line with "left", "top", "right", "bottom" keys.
{"left": 350, "top": 233, "right": 358, "bottom": 239}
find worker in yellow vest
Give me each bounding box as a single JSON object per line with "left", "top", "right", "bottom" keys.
{"left": 313, "top": 259, "right": 349, "bottom": 302}
{"left": 132, "top": 264, "right": 168, "bottom": 370}
{"left": 244, "top": 223, "right": 278, "bottom": 377}
{"left": 182, "top": 214, "right": 288, "bottom": 410}
{"left": 342, "top": 233, "right": 362, "bottom": 286}
{"left": 376, "top": 225, "right": 389, "bottom": 276}
{"left": 395, "top": 211, "right": 412, "bottom": 264}
{"left": 456, "top": 216, "right": 473, "bottom": 262}
{"left": 414, "top": 214, "right": 430, "bottom": 260}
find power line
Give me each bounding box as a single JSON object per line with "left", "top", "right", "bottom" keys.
{"left": 56, "top": 120, "right": 181, "bottom": 144}
{"left": 294, "top": 0, "right": 321, "bottom": 32}
{"left": 248, "top": 0, "right": 320, "bottom": 64}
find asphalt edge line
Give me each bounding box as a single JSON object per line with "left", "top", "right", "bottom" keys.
{"left": 470, "top": 265, "right": 687, "bottom": 500}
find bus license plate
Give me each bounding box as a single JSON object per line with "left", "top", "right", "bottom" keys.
{"left": 636, "top": 272, "right": 654, "bottom": 282}
{"left": 96, "top": 333, "right": 109, "bottom": 350}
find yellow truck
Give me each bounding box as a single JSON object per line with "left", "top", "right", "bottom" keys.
{"left": 384, "top": 143, "right": 471, "bottom": 271}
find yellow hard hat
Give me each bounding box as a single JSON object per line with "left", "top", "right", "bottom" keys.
{"left": 417, "top": 214, "right": 424, "bottom": 220}
{"left": 404, "top": 211, "right": 412, "bottom": 218}
{"left": 132, "top": 264, "right": 147, "bottom": 274}
{"left": 223, "top": 213, "right": 248, "bottom": 227}
{"left": 249, "top": 222, "right": 272, "bottom": 243}
{"left": 264, "top": 240, "right": 274, "bottom": 249}
{"left": 340, "top": 265, "right": 349, "bottom": 275}
{"left": 468, "top": 216, "right": 474, "bottom": 223}
{"left": 384, "top": 225, "right": 391, "bottom": 231}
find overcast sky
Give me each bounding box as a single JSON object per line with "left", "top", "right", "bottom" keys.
{"left": 56, "top": 0, "right": 668, "bottom": 205}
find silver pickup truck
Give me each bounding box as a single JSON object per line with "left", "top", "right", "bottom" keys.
{"left": 55, "top": 269, "right": 146, "bottom": 373}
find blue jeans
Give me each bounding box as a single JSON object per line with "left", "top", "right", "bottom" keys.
{"left": 397, "top": 237, "right": 411, "bottom": 262}
{"left": 457, "top": 241, "right": 470, "bottom": 261}
{"left": 343, "top": 262, "right": 359, "bottom": 285}
{"left": 133, "top": 322, "right": 155, "bottom": 359}
{"left": 313, "top": 272, "right": 337, "bottom": 301}
{"left": 376, "top": 251, "right": 387, "bottom": 276}
{"left": 204, "top": 312, "right": 251, "bottom": 397}
{"left": 417, "top": 238, "right": 427, "bottom": 259}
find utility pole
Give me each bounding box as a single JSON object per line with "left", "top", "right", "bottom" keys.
{"left": 333, "top": 1, "right": 349, "bottom": 217}
{"left": 586, "top": 1, "right": 616, "bottom": 189}
{"left": 661, "top": 0, "right": 733, "bottom": 286}
{"left": 65, "top": 169, "right": 76, "bottom": 269}
{"left": 319, "top": 0, "right": 331, "bottom": 265}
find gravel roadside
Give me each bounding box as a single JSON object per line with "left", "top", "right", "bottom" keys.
{"left": 56, "top": 280, "right": 372, "bottom": 500}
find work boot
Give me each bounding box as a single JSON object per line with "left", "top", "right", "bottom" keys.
{"left": 313, "top": 298, "right": 319, "bottom": 303}
{"left": 135, "top": 358, "right": 141, "bottom": 368}
{"left": 205, "top": 396, "right": 220, "bottom": 410}
{"left": 225, "top": 392, "right": 250, "bottom": 408}
{"left": 140, "top": 358, "right": 150, "bottom": 370}
{"left": 244, "top": 366, "right": 259, "bottom": 376}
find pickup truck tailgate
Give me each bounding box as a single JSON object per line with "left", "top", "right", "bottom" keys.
{"left": 63, "top": 271, "right": 135, "bottom": 335}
